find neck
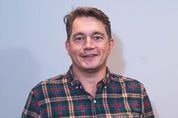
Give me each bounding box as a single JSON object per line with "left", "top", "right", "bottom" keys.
{"left": 72, "top": 65, "right": 107, "bottom": 97}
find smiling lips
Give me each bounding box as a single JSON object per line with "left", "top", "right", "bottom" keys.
{"left": 81, "top": 53, "right": 98, "bottom": 59}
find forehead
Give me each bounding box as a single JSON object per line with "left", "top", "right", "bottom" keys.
{"left": 73, "top": 16, "right": 104, "bottom": 26}
{"left": 71, "top": 16, "right": 106, "bottom": 35}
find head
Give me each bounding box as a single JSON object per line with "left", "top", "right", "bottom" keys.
{"left": 64, "top": 7, "right": 112, "bottom": 40}
{"left": 64, "top": 7, "right": 114, "bottom": 73}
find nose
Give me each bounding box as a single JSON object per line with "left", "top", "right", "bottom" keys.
{"left": 84, "top": 37, "right": 94, "bottom": 49}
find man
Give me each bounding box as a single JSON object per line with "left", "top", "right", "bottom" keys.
{"left": 22, "top": 7, "right": 154, "bottom": 118}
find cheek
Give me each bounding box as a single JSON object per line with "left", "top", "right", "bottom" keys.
{"left": 103, "top": 46, "right": 112, "bottom": 56}
{"left": 68, "top": 47, "right": 79, "bottom": 58}
{"left": 101, "top": 43, "right": 111, "bottom": 51}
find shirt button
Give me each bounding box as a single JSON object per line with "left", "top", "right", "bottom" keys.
{"left": 75, "top": 86, "right": 78, "bottom": 89}
{"left": 93, "top": 99, "right": 96, "bottom": 103}
{"left": 104, "top": 86, "right": 107, "bottom": 89}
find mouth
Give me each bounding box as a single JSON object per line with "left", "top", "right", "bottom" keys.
{"left": 81, "top": 54, "right": 98, "bottom": 59}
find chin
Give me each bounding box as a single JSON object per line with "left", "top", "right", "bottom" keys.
{"left": 82, "top": 65, "right": 102, "bottom": 72}
{"left": 83, "top": 68, "right": 98, "bottom": 73}
{"left": 82, "top": 64, "right": 97, "bottom": 69}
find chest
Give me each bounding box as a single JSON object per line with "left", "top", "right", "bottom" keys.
{"left": 38, "top": 84, "right": 143, "bottom": 118}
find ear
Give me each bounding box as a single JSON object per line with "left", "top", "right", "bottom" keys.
{"left": 109, "top": 38, "right": 114, "bottom": 48}
{"left": 65, "top": 40, "right": 70, "bottom": 54}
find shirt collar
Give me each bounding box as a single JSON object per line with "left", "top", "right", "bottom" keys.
{"left": 66, "top": 65, "right": 111, "bottom": 86}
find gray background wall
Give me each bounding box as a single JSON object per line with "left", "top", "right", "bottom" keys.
{"left": 0, "top": 0, "right": 178, "bottom": 118}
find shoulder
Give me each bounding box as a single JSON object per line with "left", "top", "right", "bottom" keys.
{"left": 110, "top": 73, "right": 143, "bottom": 85}
{"left": 31, "top": 74, "right": 67, "bottom": 93}
{"left": 110, "top": 73, "right": 145, "bottom": 92}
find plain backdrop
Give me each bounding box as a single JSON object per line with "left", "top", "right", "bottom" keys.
{"left": 0, "top": 0, "right": 178, "bottom": 118}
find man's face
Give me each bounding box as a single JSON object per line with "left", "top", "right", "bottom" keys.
{"left": 65, "top": 16, "right": 113, "bottom": 72}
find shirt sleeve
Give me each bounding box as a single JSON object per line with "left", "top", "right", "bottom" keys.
{"left": 21, "top": 90, "right": 40, "bottom": 118}
{"left": 141, "top": 85, "right": 155, "bottom": 118}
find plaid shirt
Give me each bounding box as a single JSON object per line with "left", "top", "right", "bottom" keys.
{"left": 22, "top": 68, "right": 154, "bottom": 118}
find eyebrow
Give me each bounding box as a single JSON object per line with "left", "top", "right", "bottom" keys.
{"left": 72, "top": 32, "right": 85, "bottom": 39}
{"left": 92, "top": 31, "right": 105, "bottom": 37}
{"left": 71, "top": 31, "right": 105, "bottom": 39}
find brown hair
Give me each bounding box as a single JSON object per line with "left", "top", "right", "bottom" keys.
{"left": 63, "top": 7, "right": 112, "bottom": 40}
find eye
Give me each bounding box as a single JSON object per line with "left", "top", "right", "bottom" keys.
{"left": 93, "top": 35, "right": 103, "bottom": 41}
{"left": 73, "top": 36, "right": 85, "bottom": 43}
